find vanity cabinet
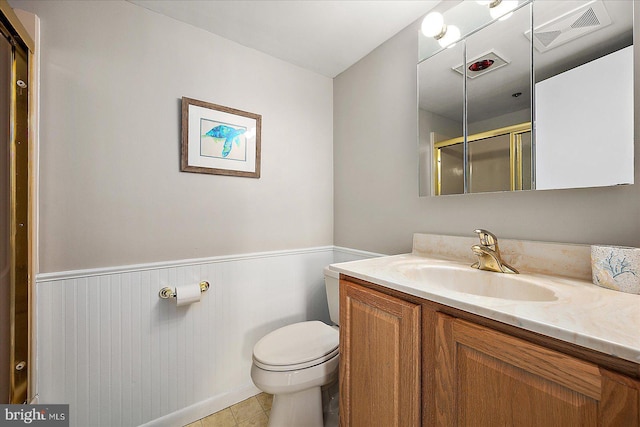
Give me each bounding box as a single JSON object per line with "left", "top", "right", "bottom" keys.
{"left": 436, "top": 313, "right": 639, "bottom": 426}
{"left": 339, "top": 277, "right": 640, "bottom": 426}
{"left": 339, "top": 279, "right": 421, "bottom": 426}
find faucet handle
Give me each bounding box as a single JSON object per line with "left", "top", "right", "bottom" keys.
{"left": 474, "top": 229, "right": 498, "bottom": 247}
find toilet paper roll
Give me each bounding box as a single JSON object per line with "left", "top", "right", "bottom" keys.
{"left": 175, "top": 284, "right": 202, "bottom": 306}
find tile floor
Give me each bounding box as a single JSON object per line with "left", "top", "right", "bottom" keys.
{"left": 184, "top": 393, "right": 273, "bottom": 427}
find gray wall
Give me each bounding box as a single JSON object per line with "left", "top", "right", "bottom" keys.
{"left": 13, "top": 0, "right": 640, "bottom": 269}
{"left": 334, "top": 13, "right": 640, "bottom": 255}
{"left": 10, "top": 0, "right": 334, "bottom": 273}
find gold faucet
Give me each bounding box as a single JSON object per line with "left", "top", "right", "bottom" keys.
{"left": 471, "top": 229, "right": 519, "bottom": 274}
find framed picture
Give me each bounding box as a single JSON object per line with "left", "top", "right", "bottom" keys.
{"left": 181, "top": 97, "right": 262, "bottom": 178}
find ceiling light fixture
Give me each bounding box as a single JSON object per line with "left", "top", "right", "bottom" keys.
{"left": 488, "top": 0, "right": 519, "bottom": 21}
{"left": 421, "top": 12, "right": 446, "bottom": 38}
{"left": 421, "top": 12, "right": 461, "bottom": 49}
{"left": 438, "top": 25, "right": 461, "bottom": 49}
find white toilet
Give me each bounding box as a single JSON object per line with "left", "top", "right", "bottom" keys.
{"left": 251, "top": 267, "right": 340, "bottom": 427}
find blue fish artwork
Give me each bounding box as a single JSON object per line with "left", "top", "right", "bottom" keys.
{"left": 205, "top": 125, "right": 247, "bottom": 157}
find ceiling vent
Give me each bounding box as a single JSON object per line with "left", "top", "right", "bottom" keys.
{"left": 524, "top": 0, "right": 611, "bottom": 53}
{"left": 453, "top": 50, "right": 509, "bottom": 79}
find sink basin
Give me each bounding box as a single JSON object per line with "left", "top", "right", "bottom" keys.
{"left": 395, "top": 263, "right": 557, "bottom": 302}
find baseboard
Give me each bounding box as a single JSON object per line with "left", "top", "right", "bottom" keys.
{"left": 139, "top": 383, "right": 261, "bottom": 427}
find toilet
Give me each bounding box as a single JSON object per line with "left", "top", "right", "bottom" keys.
{"left": 251, "top": 267, "right": 340, "bottom": 427}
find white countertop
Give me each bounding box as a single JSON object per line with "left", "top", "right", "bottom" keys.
{"left": 331, "top": 252, "right": 640, "bottom": 364}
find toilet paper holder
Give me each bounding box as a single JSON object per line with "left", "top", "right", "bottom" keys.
{"left": 159, "top": 281, "right": 210, "bottom": 299}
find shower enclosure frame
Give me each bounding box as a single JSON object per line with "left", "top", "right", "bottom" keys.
{"left": 0, "top": 0, "right": 36, "bottom": 405}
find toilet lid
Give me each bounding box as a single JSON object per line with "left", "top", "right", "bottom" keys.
{"left": 253, "top": 321, "right": 339, "bottom": 371}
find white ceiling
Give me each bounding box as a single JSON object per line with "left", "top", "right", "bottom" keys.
{"left": 127, "top": 0, "right": 440, "bottom": 78}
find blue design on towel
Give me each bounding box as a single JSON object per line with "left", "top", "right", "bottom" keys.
{"left": 205, "top": 125, "right": 246, "bottom": 157}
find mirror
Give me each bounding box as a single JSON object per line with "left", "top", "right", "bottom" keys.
{"left": 419, "top": 41, "right": 465, "bottom": 195}
{"left": 418, "top": 0, "right": 634, "bottom": 196}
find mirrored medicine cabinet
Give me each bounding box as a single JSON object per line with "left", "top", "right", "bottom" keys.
{"left": 418, "top": 0, "right": 634, "bottom": 196}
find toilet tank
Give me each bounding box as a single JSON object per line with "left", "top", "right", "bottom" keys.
{"left": 324, "top": 266, "right": 340, "bottom": 326}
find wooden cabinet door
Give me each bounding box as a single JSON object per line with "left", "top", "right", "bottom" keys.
{"left": 339, "top": 280, "right": 421, "bottom": 427}
{"left": 435, "top": 313, "right": 640, "bottom": 426}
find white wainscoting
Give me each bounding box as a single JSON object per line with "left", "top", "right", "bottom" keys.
{"left": 35, "top": 246, "right": 380, "bottom": 427}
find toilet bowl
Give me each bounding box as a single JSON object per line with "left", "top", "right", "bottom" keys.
{"left": 250, "top": 267, "right": 340, "bottom": 427}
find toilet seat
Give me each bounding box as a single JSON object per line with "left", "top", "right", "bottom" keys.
{"left": 253, "top": 321, "right": 339, "bottom": 372}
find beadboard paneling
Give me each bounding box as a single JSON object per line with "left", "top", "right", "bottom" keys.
{"left": 37, "top": 247, "right": 372, "bottom": 427}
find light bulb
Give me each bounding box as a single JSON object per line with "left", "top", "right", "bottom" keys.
{"left": 489, "top": 0, "right": 518, "bottom": 21}
{"left": 421, "top": 12, "right": 445, "bottom": 38}
{"left": 438, "top": 25, "right": 461, "bottom": 49}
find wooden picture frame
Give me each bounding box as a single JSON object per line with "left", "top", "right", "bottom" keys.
{"left": 181, "top": 97, "right": 261, "bottom": 178}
